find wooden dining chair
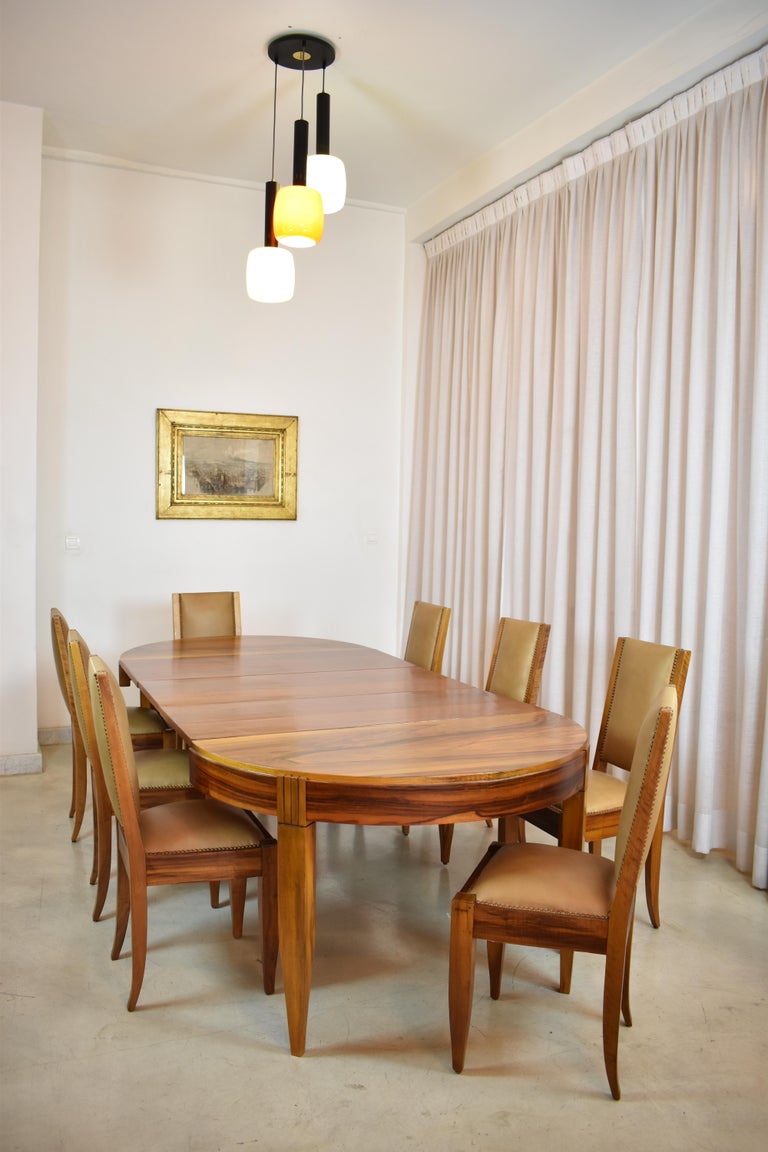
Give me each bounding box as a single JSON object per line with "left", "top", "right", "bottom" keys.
{"left": 88, "top": 653, "right": 278, "bottom": 1010}
{"left": 68, "top": 629, "right": 207, "bottom": 921}
{"left": 172, "top": 591, "right": 241, "bottom": 639}
{"left": 436, "top": 616, "right": 551, "bottom": 865}
{"left": 400, "top": 600, "right": 451, "bottom": 837}
{"left": 51, "top": 608, "right": 170, "bottom": 842}
{"left": 449, "top": 685, "right": 678, "bottom": 1099}
{"left": 522, "top": 636, "right": 690, "bottom": 928}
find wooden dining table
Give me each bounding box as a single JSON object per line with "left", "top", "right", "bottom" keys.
{"left": 119, "top": 634, "right": 588, "bottom": 1056}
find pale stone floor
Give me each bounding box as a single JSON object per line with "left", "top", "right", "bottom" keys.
{"left": 1, "top": 744, "right": 766, "bottom": 1152}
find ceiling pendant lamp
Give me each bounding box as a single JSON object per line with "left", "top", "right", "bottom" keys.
{"left": 269, "top": 34, "right": 337, "bottom": 248}
{"left": 246, "top": 60, "right": 295, "bottom": 303}
{"left": 306, "top": 69, "right": 346, "bottom": 214}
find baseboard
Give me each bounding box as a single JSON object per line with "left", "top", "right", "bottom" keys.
{"left": 38, "top": 726, "right": 72, "bottom": 746}
{"left": 0, "top": 752, "right": 43, "bottom": 776}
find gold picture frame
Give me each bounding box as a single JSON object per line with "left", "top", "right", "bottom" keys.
{"left": 156, "top": 409, "right": 298, "bottom": 520}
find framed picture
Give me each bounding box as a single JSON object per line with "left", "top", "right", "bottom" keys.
{"left": 156, "top": 409, "right": 298, "bottom": 520}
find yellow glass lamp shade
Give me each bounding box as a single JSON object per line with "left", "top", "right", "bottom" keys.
{"left": 246, "top": 245, "right": 295, "bottom": 303}
{"left": 273, "top": 184, "right": 324, "bottom": 248}
{"left": 307, "top": 153, "right": 346, "bottom": 214}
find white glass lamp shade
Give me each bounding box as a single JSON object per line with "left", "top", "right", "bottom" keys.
{"left": 306, "top": 153, "right": 347, "bottom": 214}
{"left": 246, "top": 245, "right": 295, "bottom": 303}
{"left": 273, "top": 185, "right": 324, "bottom": 248}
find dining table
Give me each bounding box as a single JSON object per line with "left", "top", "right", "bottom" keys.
{"left": 119, "top": 634, "right": 588, "bottom": 1056}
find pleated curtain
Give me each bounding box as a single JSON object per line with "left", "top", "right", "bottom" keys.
{"left": 407, "top": 47, "right": 768, "bottom": 887}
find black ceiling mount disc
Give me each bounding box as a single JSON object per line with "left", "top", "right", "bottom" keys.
{"left": 268, "top": 33, "right": 336, "bottom": 71}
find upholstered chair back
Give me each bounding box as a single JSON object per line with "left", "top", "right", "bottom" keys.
{"left": 404, "top": 601, "right": 451, "bottom": 673}
{"left": 596, "top": 637, "right": 689, "bottom": 773}
{"left": 485, "top": 617, "right": 551, "bottom": 704}
{"left": 172, "top": 591, "right": 241, "bottom": 639}
{"left": 67, "top": 630, "right": 98, "bottom": 768}
{"left": 88, "top": 655, "right": 142, "bottom": 829}
{"left": 613, "top": 685, "right": 678, "bottom": 887}
{"left": 51, "top": 608, "right": 76, "bottom": 715}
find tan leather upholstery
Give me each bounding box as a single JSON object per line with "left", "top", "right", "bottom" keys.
{"left": 51, "top": 608, "right": 168, "bottom": 842}
{"left": 449, "top": 686, "right": 678, "bottom": 1099}
{"left": 523, "top": 635, "right": 690, "bottom": 928}
{"left": 403, "top": 600, "right": 451, "bottom": 673}
{"left": 87, "top": 654, "right": 277, "bottom": 1010}
{"left": 485, "top": 617, "right": 550, "bottom": 703}
{"left": 172, "top": 591, "right": 241, "bottom": 639}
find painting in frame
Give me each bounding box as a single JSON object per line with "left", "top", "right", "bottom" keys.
{"left": 156, "top": 409, "right": 298, "bottom": 520}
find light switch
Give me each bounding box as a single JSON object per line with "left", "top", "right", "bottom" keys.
{"left": 64, "top": 535, "right": 81, "bottom": 551}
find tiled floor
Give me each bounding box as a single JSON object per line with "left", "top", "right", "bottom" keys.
{"left": 1, "top": 744, "right": 766, "bottom": 1151}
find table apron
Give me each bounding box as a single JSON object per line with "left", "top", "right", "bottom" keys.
{"left": 188, "top": 749, "right": 587, "bottom": 826}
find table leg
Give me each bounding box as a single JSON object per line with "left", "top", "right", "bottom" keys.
{"left": 559, "top": 763, "right": 586, "bottom": 991}
{"left": 277, "top": 776, "right": 316, "bottom": 1056}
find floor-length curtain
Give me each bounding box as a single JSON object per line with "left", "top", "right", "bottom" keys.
{"left": 407, "top": 47, "right": 768, "bottom": 887}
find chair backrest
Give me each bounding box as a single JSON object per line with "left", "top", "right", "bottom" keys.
{"left": 403, "top": 600, "right": 451, "bottom": 673}
{"left": 172, "top": 591, "right": 241, "bottom": 639}
{"left": 613, "top": 685, "right": 678, "bottom": 893}
{"left": 594, "top": 637, "right": 690, "bottom": 774}
{"left": 51, "top": 608, "right": 75, "bottom": 717}
{"left": 67, "top": 630, "right": 98, "bottom": 769}
{"left": 88, "top": 654, "right": 142, "bottom": 835}
{"left": 485, "top": 617, "right": 551, "bottom": 704}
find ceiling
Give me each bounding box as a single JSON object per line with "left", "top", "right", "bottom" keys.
{"left": 2, "top": 0, "right": 767, "bottom": 230}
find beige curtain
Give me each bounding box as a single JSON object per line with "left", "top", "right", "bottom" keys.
{"left": 407, "top": 47, "right": 768, "bottom": 888}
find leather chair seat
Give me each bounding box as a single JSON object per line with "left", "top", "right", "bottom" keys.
{"left": 140, "top": 799, "right": 270, "bottom": 855}
{"left": 471, "top": 841, "right": 615, "bottom": 921}
{"left": 585, "top": 769, "right": 627, "bottom": 817}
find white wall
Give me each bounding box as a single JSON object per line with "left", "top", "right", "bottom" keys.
{"left": 35, "top": 157, "right": 405, "bottom": 730}
{"left": 0, "top": 103, "right": 43, "bottom": 770}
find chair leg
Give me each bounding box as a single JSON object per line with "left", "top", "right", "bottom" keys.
{"left": 602, "top": 925, "right": 631, "bottom": 1101}
{"left": 559, "top": 950, "right": 574, "bottom": 994}
{"left": 70, "top": 726, "right": 88, "bottom": 842}
{"left": 644, "top": 814, "right": 664, "bottom": 928}
{"left": 487, "top": 941, "right": 505, "bottom": 1000}
{"left": 449, "top": 893, "right": 476, "bottom": 1073}
{"left": 498, "top": 815, "right": 525, "bottom": 843}
{"left": 209, "top": 881, "right": 221, "bottom": 908}
{"left": 127, "top": 876, "right": 148, "bottom": 1012}
{"left": 401, "top": 826, "right": 410, "bottom": 836}
{"left": 229, "top": 878, "right": 246, "bottom": 939}
{"left": 112, "top": 850, "right": 130, "bottom": 961}
{"left": 439, "top": 823, "right": 454, "bottom": 865}
{"left": 89, "top": 770, "right": 99, "bottom": 886}
{"left": 92, "top": 782, "right": 113, "bottom": 922}
{"left": 259, "top": 849, "right": 278, "bottom": 996}
{"left": 621, "top": 916, "right": 635, "bottom": 1027}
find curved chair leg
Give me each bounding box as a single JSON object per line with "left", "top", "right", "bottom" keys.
{"left": 92, "top": 779, "right": 113, "bottom": 922}
{"left": 111, "top": 850, "right": 130, "bottom": 961}
{"left": 401, "top": 825, "right": 410, "bottom": 836}
{"left": 449, "top": 893, "right": 476, "bottom": 1073}
{"left": 70, "top": 727, "right": 88, "bottom": 842}
{"left": 487, "top": 940, "right": 505, "bottom": 1000}
{"left": 644, "top": 817, "right": 664, "bottom": 928}
{"left": 89, "top": 771, "right": 99, "bottom": 885}
{"left": 439, "top": 823, "right": 454, "bottom": 865}
{"left": 127, "top": 878, "right": 148, "bottom": 1011}
{"left": 621, "top": 916, "right": 635, "bottom": 1027}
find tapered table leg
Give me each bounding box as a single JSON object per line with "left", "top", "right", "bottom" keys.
{"left": 277, "top": 776, "right": 316, "bottom": 1056}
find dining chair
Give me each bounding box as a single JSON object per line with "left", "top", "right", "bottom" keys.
{"left": 449, "top": 685, "right": 678, "bottom": 1099}
{"left": 88, "top": 653, "right": 278, "bottom": 1010}
{"left": 172, "top": 591, "right": 241, "bottom": 639}
{"left": 436, "top": 616, "right": 551, "bottom": 865}
{"left": 400, "top": 600, "right": 451, "bottom": 837}
{"left": 68, "top": 629, "right": 206, "bottom": 921}
{"left": 51, "top": 608, "right": 170, "bottom": 842}
{"left": 522, "top": 636, "right": 690, "bottom": 928}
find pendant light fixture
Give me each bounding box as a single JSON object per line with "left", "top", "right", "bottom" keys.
{"left": 269, "top": 33, "right": 337, "bottom": 248}
{"left": 306, "top": 67, "right": 346, "bottom": 214}
{"left": 246, "top": 59, "right": 295, "bottom": 303}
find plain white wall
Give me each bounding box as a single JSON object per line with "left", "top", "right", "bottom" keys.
{"left": 36, "top": 157, "right": 406, "bottom": 729}
{"left": 0, "top": 103, "right": 43, "bottom": 768}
